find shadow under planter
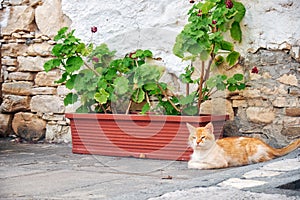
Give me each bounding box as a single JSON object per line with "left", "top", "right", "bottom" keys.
{"left": 66, "top": 113, "right": 229, "bottom": 161}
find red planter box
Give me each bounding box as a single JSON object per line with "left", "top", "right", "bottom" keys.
{"left": 66, "top": 113, "right": 229, "bottom": 161}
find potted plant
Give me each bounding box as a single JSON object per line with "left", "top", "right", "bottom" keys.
{"left": 44, "top": 0, "right": 246, "bottom": 161}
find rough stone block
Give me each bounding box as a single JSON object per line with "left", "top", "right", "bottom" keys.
{"left": 27, "top": 43, "right": 52, "bottom": 56}
{"left": 277, "top": 74, "right": 298, "bottom": 86}
{"left": 31, "top": 87, "right": 57, "bottom": 95}
{"left": 12, "top": 112, "right": 46, "bottom": 142}
{"left": 232, "top": 100, "right": 247, "bottom": 108}
{"left": 2, "top": 43, "right": 28, "bottom": 57}
{"left": 285, "top": 108, "right": 300, "bottom": 117}
{"left": 247, "top": 99, "right": 269, "bottom": 107}
{"left": 42, "top": 113, "right": 64, "bottom": 121}
{"left": 35, "top": 71, "right": 61, "bottom": 86}
{"left": 30, "top": 95, "right": 65, "bottom": 114}
{"left": 57, "top": 85, "right": 71, "bottom": 97}
{"left": 241, "top": 89, "right": 261, "bottom": 99}
{"left": 282, "top": 126, "right": 300, "bottom": 138}
{"left": 1, "top": 58, "right": 18, "bottom": 66}
{"left": 8, "top": 72, "right": 35, "bottom": 81}
{"left": 1, "top": 95, "right": 31, "bottom": 113}
{"left": 6, "top": 67, "right": 17, "bottom": 72}
{"left": 0, "top": 114, "right": 13, "bottom": 137}
{"left": 35, "top": 0, "right": 71, "bottom": 37}
{"left": 289, "top": 89, "right": 300, "bottom": 97}
{"left": 200, "top": 98, "right": 234, "bottom": 120}
{"left": 246, "top": 107, "right": 275, "bottom": 124}
{"left": 45, "top": 124, "right": 71, "bottom": 143}
{"left": 2, "top": 81, "right": 33, "bottom": 95}
{"left": 17, "top": 56, "right": 50, "bottom": 72}
{"left": 272, "top": 97, "right": 287, "bottom": 108}
{"left": 2, "top": 6, "right": 35, "bottom": 35}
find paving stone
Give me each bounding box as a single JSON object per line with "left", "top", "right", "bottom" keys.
{"left": 243, "top": 169, "right": 283, "bottom": 179}
{"left": 217, "top": 178, "right": 267, "bottom": 189}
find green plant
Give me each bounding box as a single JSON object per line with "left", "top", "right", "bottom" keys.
{"left": 44, "top": 0, "right": 246, "bottom": 116}
{"left": 173, "top": 0, "right": 246, "bottom": 115}
{"left": 44, "top": 27, "right": 175, "bottom": 114}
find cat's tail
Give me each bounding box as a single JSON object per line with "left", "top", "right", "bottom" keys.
{"left": 271, "top": 138, "right": 300, "bottom": 157}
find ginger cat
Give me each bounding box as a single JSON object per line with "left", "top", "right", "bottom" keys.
{"left": 187, "top": 122, "right": 300, "bottom": 169}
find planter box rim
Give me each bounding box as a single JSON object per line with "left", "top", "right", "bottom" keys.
{"left": 65, "top": 113, "right": 229, "bottom": 122}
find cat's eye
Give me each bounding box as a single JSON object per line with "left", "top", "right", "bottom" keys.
{"left": 201, "top": 136, "right": 205, "bottom": 139}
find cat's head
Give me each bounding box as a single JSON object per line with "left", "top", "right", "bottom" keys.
{"left": 187, "top": 122, "right": 215, "bottom": 150}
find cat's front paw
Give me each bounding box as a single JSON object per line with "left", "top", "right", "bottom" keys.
{"left": 188, "top": 161, "right": 207, "bottom": 169}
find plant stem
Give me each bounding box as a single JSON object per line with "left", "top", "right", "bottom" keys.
{"left": 197, "top": 61, "right": 205, "bottom": 114}
{"left": 125, "top": 100, "right": 132, "bottom": 115}
{"left": 157, "top": 83, "right": 181, "bottom": 113}
{"left": 186, "top": 83, "right": 189, "bottom": 96}
{"left": 125, "top": 59, "right": 141, "bottom": 115}
{"left": 100, "top": 104, "right": 107, "bottom": 114}
{"left": 84, "top": 61, "right": 101, "bottom": 76}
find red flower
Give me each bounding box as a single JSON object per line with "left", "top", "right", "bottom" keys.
{"left": 92, "top": 57, "right": 99, "bottom": 63}
{"left": 251, "top": 66, "right": 259, "bottom": 74}
{"left": 91, "top": 26, "right": 98, "bottom": 33}
{"left": 212, "top": 20, "right": 217, "bottom": 25}
{"left": 128, "top": 51, "right": 137, "bottom": 59}
{"left": 197, "top": 10, "right": 202, "bottom": 16}
{"left": 226, "top": 0, "right": 234, "bottom": 9}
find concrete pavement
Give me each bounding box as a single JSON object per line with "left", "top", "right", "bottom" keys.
{"left": 0, "top": 139, "right": 299, "bottom": 199}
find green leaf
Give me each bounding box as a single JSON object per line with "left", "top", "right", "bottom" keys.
{"left": 143, "top": 50, "right": 153, "bottom": 57}
{"left": 94, "top": 88, "right": 109, "bottom": 104}
{"left": 200, "top": 50, "right": 210, "bottom": 61}
{"left": 220, "top": 40, "right": 234, "bottom": 51}
{"left": 228, "top": 85, "right": 237, "bottom": 92}
{"left": 143, "top": 83, "right": 158, "bottom": 91}
{"left": 206, "top": 77, "right": 217, "bottom": 89}
{"left": 233, "top": 73, "right": 244, "bottom": 81}
{"left": 52, "top": 44, "right": 63, "bottom": 57}
{"left": 227, "top": 77, "right": 237, "bottom": 84}
{"left": 188, "top": 44, "right": 202, "bottom": 55}
{"left": 226, "top": 51, "right": 240, "bottom": 66}
{"left": 55, "top": 72, "right": 68, "bottom": 84}
{"left": 65, "top": 74, "right": 77, "bottom": 89}
{"left": 216, "top": 82, "right": 226, "bottom": 90}
{"left": 141, "top": 103, "right": 151, "bottom": 114}
{"left": 230, "top": 21, "right": 242, "bottom": 42}
{"left": 173, "top": 34, "right": 185, "bottom": 58}
{"left": 237, "top": 83, "right": 246, "bottom": 90}
{"left": 214, "top": 55, "right": 225, "bottom": 66}
{"left": 43, "top": 59, "right": 61, "bottom": 72}
{"left": 182, "top": 106, "right": 198, "bottom": 116}
{"left": 54, "top": 27, "right": 68, "bottom": 41}
{"left": 132, "top": 89, "right": 145, "bottom": 103}
{"left": 65, "top": 56, "right": 84, "bottom": 73}
{"left": 64, "top": 93, "right": 78, "bottom": 106}
{"left": 97, "top": 79, "right": 107, "bottom": 90}
{"left": 178, "top": 94, "right": 195, "bottom": 105}
{"left": 114, "top": 76, "right": 129, "bottom": 95}
{"left": 76, "top": 105, "right": 89, "bottom": 113}
{"left": 201, "top": 2, "right": 215, "bottom": 14}
{"left": 233, "top": 1, "right": 246, "bottom": 22}
{"left": 76, "top": 43, "right": 87, "bottom": 54}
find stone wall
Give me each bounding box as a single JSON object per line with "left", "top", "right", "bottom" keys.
{"left": 0, "top": 0, "right": 71, "bottom": 142}
{"left": 0, "top": 0, "right": 299, "bottom": 147}
{"left": 224, "top": 49, "right": 300, "bottom": 147}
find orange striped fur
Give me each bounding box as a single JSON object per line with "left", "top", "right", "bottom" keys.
{"left": 187, "top": 122, "right": 300, "bottom": 169}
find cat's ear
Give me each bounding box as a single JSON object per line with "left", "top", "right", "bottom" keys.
{"left": 186, "top": 123, "right": 196, "bottom": 135}
{"left": 205, "top": 122, "right": 214, "bottom": 134}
